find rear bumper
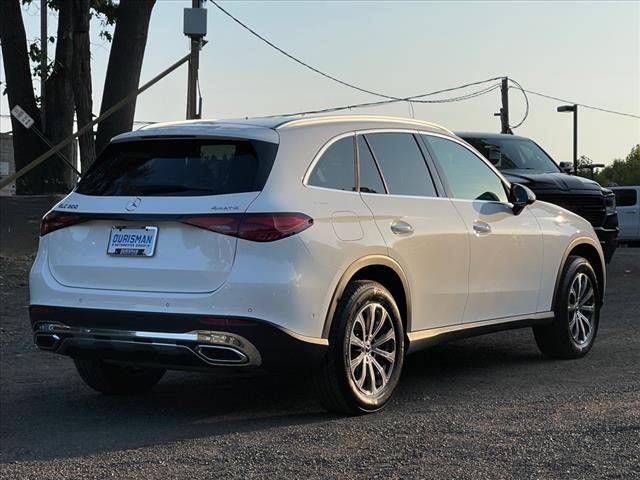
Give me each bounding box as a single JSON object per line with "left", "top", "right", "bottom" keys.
{"left": 29, "top": 306, "right": 327, "bottom": 371}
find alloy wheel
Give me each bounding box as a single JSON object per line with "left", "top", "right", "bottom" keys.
{"left": 567, "top": 272, "right": 596, "bottom": 345}
{"left": 348, "top": 302, "right": 397, "bottom": 396}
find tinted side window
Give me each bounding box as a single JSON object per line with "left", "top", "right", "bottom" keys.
{"left": 357, "top": 136, "right": 385, "bottom": 194}
{"left": 365, "top": 133, "right": 436, "bottom": 197}
{"left": 426, "top": 136, "right": 508, "bottom": 202}
{"left": 614, "top": 189, "right": 638, "bottom": 207}
{"left": 307, "top": 136, "right": 355, "bottom": 191}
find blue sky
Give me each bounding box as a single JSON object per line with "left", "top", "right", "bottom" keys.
{"left": 2, "top": 0, "right": 639, "bottom": 165}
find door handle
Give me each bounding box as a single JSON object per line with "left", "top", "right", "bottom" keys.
{"left": 390, "top": 221, "right": 413, "bottom": 235}
{"left": 473, "top": 221, "right": 492, "bottom": 234}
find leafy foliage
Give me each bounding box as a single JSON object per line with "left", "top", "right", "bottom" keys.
{"left": 595, "top": 145, "right": 640, "bottom": 187}
{"left": 90, "top": 0, "right": 119, "bottom": 42}
{"left": 19, "top": 0, "right": 119, "bottom": 85}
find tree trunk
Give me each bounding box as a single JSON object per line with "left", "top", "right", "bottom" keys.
{"left": 0, "top": 0, "right": 49, "bottom": 194}
{"left": 42, "top": 0, "right": 76, "bottom": 192}
{"left": 95, "top": 0, "right": 156, "bottom": 155}
{"left": 72, "top": 0, "right": 96, "bottom": 171}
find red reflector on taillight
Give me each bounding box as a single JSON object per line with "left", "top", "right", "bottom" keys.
{"left": 40, "top": 211, "right": 87, "bottom": 236}
{"left": 238, "top": 213, "right": 313, "bottom": 242}
{"left": 180, "top": 214, "right": 241, "bottom": 236}
{"left": 179, "top": 213, "right": 313, "bottom": 242}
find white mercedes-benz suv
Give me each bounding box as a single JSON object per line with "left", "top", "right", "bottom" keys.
{"left": 30, "top": 115, "right": 605, "bottom": 414}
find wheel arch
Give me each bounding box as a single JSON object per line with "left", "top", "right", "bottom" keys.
{"left": 321, "top": 255, "right": 411, "bottom": 338}
{"left": 553, "top": 237, "right": 606, "bottom": 308}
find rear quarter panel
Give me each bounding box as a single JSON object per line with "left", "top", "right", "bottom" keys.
{"left": 249, "top": 126, "right": 389, "bottom": 336}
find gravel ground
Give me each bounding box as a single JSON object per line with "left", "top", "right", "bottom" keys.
{"left": 1, "top": 250, "right": 639, "bottom": 479}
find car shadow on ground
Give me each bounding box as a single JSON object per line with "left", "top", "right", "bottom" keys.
{"left": 1, "top": 332, "right": 549, "bottom": 464}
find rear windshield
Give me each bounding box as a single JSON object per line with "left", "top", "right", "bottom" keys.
{"left": 76, "top": 138, "right": 278, "bottom": 196}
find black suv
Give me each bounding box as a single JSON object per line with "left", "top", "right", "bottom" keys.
{"left": 457, "top": 132, "right": 618, "bottom": 262}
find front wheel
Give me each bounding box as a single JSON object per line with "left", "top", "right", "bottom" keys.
{"left": 534, "top": 255, "right": 601, "bottom": 359}
{"left": 314, "top": 280, "right": 404, "bottom": 415}
{"left": 74, "top": 358, "right": 165, "bottom": 394}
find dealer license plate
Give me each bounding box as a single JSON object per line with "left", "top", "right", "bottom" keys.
{"left": 107, "top": 226, "right": 158, "bottom": 257}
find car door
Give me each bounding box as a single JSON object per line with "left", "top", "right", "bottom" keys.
{"left": 357, "top": 131, "right": 469, "bottom": 331}
{"left": 303, "top": 133, "right": 386, "bottom": 270}
{"left": 423, "top": 134, "right": 543, "bottom": 323}
{"left": 613, "top": 188, "right": 639, "bottom": 241}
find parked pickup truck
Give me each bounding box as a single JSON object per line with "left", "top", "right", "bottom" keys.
{"left": 457, "top": 132, "right": 619, "bottom": 262}
{"left": 610, "top": 186, "right": 640, "bottom": 245}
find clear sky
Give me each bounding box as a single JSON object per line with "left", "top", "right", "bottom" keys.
{"left": 2, "top": 0, "right": 639, "bottom": 165}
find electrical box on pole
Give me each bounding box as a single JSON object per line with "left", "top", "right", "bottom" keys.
{"left": 184, "top": 7, "right": 207, "bottom": 37}
{"left": 184, "top": 1, "right": 207, "bottom": 120}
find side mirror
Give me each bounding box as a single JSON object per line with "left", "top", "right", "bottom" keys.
{"left": 510, "top": 183, "right": 536, "bottom": 215}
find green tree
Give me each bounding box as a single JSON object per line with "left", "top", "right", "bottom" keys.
{"left": 595, "top": 145, "right": 640, "bottom": 187}
{"left": 0, "top": 0, "right": 155, "bottom": 194}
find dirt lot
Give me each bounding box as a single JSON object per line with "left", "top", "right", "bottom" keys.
{"left": 1, "top": 248, "right": 639, "bottom": 479}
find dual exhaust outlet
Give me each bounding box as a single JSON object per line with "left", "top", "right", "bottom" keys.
{"left": 33, "top": 325, "right": 260, "bottom": 367}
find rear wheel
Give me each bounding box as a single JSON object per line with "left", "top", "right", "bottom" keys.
{"left": 534, "top": 255, "right": 600, "bottom": 359}
{"left": 74, "top": 358, "right": 165, "bottom": 394}
{"left": 314, "top": 280, "right": 404, "bottom": 415}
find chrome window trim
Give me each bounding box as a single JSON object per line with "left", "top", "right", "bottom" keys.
{"left": 355, "top": 128, "right": 443, "bottom": 199}
{"left": 356, "top": 134, "right": 389, "bottom": 194}
{"left": 302, "top": 128, "right": 447, "bottom": 190}
{"left": 302, "top": 132, "right": 356, "bottom": 187}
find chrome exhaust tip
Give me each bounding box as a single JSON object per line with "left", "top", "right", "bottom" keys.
{"left": 193, "top": 345, "right": 249, "bottom": 365}
{"left": 34, "top": 333, "right": 61, "bottom": 351}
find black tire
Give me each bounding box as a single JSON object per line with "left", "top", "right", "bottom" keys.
{"left": 534, "top": 255, "right": 601, "bottom": 359}
{"left": 314, "top": 280, "right": 404, "bottom": 415}
{"left": 74, "top": 358, "right": 165, "bottom": 394}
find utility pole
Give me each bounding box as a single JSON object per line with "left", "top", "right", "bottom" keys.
{"left": 494, "top": 77, "right": 512, "bottom": 134}
{"left": 184, "top": 0, "right": 207, "bottom": 119}
{"left": 40, "top": 0, "right": 47, "bottom": 129}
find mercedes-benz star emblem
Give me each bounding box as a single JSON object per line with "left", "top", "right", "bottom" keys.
{"left": 125, "top": 197, "right": 142, "bottom": 211}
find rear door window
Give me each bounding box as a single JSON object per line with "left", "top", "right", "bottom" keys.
{"left": 76, "top": 139, "right": 278, "bottom": 196}
{"left": 307, "top": 136, "right": 356, "bottom": 191}
{"left": 364, "top": 132, "right": 437, "bottom": 197}
{"left": 357, "top": 136, "right": 386, "bottom": 194}
{"left": 614, "top": 189, "right": 638, "bottom": 207}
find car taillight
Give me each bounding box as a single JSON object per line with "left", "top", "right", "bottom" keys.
{"left": 40, "top": 211, "right": 88, "bottom": 236}
{"left": 180, "top": 213, "right": 313, "bottom": 242}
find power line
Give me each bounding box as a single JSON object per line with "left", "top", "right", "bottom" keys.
{"left": 210, "top": 0, "right": 504, "bottom": 106}
{"left": 210, "top": 1, "right": 640, "bottom": 123}
{"left": 264, "top": 82, "right": 502, "bottom": 118}
{"left": 520, "top": 89, "right": 640, "bottom": 119}
{"left": 507, "top": 78, "right": 529, "bottom": 129}
{"left": 210, "top": 0, "right": 401, "bottom": 101}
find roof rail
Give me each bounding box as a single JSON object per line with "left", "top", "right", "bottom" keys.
{"left": 275, "top": 115, "right": 453, "bottom": 134}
